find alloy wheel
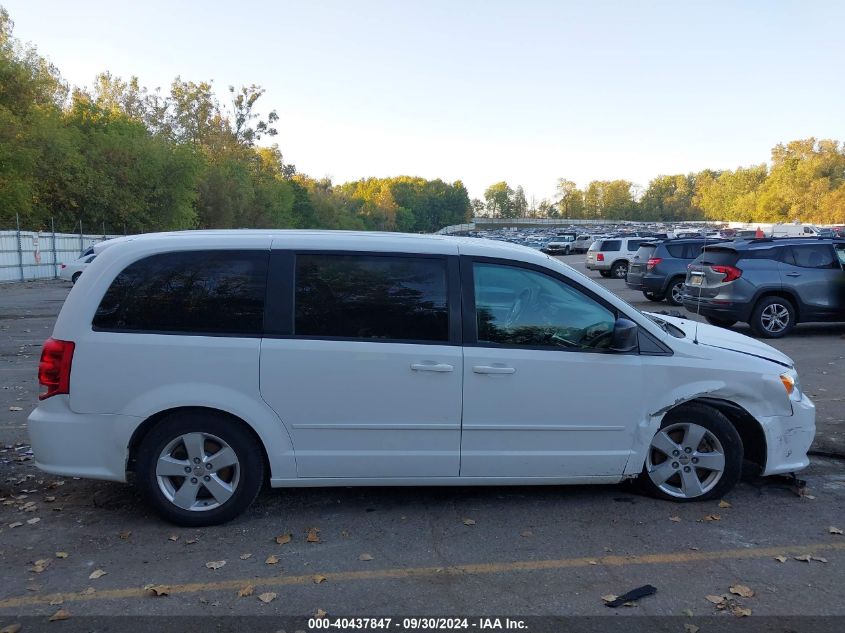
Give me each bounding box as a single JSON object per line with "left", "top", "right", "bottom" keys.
{"left": 760, "top": 303, "right": 790, "bottom": 334}
{"left": 646, "top": 422, "right": 725, "bottom": 499}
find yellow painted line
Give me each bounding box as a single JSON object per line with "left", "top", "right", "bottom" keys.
{"left": 1, "top": 541, "right": 844, "bottom": 609}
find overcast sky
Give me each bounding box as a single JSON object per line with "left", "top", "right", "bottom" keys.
{"left": 5, "top": 0, "right": 844, "bottom": 201}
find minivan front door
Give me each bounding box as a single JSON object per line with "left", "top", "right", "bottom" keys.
{"left": 259, "top": 250, "right": 462, "bottom": 479}
{"left": 461, "top": 260, "right": 644, "bottom": 478}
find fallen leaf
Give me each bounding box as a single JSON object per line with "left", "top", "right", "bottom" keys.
{"left": 463, "top": 518, "right": 476, "bottom": 526}
{"left": 358, "top": 553, "right": 374, "bottom": 561}
{"left": 731, "top": 606, "right": 752, "bottom": 617}
{"left": 705, "top": 595, "right": 725, "bottom": 605}
{"left": 315, "top": 608, "right": 328, "bottom": 617}
{"left": 520, "top": 530, "right": 533, "bottom": 537}
{"left": 49, "top": 609, "right": 71, "bottom": 622}
{"left": 306, "top": 527, "right": 321, "bottom": 543}
{"left": 681, "top": 608, "right": 694, "bottom": 617}
{"left": 718, "top": 500, "right": 732, "bottom": 508}
{"left": 9, "top": 406, "right": 23, "bottom": 412}
{"left": 588, "top": 560, "right": 598, "bottom": 565}
{"left": 80, "top": 587, "right": 95, "bottom": 595}
{"left": 8, "top": 522, "right": 22, "bottom": 529}
{"left": 729, "top": 584, "right": 754, "bottom": 598}
{"left": 313, "top": 574, "right": 327, "bottom": 584}
{"left": 0, "top": 624, "right": 22, "bottom": 633}
{"left": 168, "top": 534, "right": 179, "bottom": 542}
{"left": 669, "top": 516, "right": 682, "bottom": 522}
{"left": 829, "top": 526, "right": 843, "bottom": 535}
{"left": 238, "top": 584, "right": 255, "bottom": 597}
{"left": 601, "top": 594, "right": 618, "bottom": 603}
{"left": 794, "top": 554, "right": 812, "bottom": 562}
{"left": 49, "top": 598, "right": 63, "bottom": 606}
{"left": 684, "top": 625, "right": 699, "bottom": 633}
{"left": 89, "top": 569, "right": 107, "bottom": 579}
{"left": 775, "top": 555, "right": 787, "bottom": 563}
{"left": 812, "top": 556, "right": 828, "bottom": 563}
{"left": 55, "top": 552, "right": 68, "bottom": 559}
{"left": 26, "top": 517, "right": 40, "bottom": 525}
{"left": 265, "top": 555, "right": 279, "bottom": 565}
{"left": 186, "top": 538, "right": 198, "bottom": 544}
{"left": 30, "top": 559, "right": 51, "bottom": 573}
{"left": 239, "top": 553, "right": 252, "bottom": 560}
{"left": 275, "top": 533, "right": 292, "bottom": 545}
{"left": 205, "top": 560, "right": 226, "bottom": 570}
{"left": 118, "top": 531, "right": 131, "bottom": 540}
{"left": 148, "top": 585, "right": 170, "bottom": 596}
{"left": 258, "top": 592, "right": 276, "bottom": 603}
{"left": 341, "top": 530, "right": 350, "bottom": 537}
{"left": 702, "top": 514, "right": 721, "bottom": 522}
{"left": 45, "top": 496, "right": 56, "bottom": 502}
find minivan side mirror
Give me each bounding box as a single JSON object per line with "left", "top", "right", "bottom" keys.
{"left": 610, "top": 317, "right": 638, "bottom": 353}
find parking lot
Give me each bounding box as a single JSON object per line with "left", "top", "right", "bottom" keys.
{"left": 1, "top": 258, "right": 844, "bottom": 623}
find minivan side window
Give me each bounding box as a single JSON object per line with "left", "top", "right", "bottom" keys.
{"left": 295, "top": 254, "right": 449, "bottom": 342}
{"left": 600, "top": 240, "right": 621, "bottom": 252}
{"left": 473, "top": 263, "right": 615, "bottom": 351}
{"left": 789, "top": 245, "right": 838, "bottom": 269}
{"left": 93, "top": 250, "right": 268, "bottom": 335}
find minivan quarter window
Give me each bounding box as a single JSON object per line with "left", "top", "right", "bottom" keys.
{"left": 294, "top": 254, "right": 450, "bottom": 342}
{"left": 93, "top": 250, "right": 268, "bottom": 335}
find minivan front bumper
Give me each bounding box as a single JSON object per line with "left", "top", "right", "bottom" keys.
{"left": 760, "top": 393, "right": 815, "bottom": 476}
{"left": 28, "top": 396, "right": 140, "bottom": 482}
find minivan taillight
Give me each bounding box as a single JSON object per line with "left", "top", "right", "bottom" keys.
{"left": 38, "top": 338, "right": 75, "bottom": 400}
{"left": 646, "top": 257, "right": 662, "bottom": 271}
{"left": 710, "top": 265, "right": 742, "bottom": 282}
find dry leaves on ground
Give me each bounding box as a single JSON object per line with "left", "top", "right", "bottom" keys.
{"left": 520, "top": 530, "right": 533, "bottom": 537}
{"left": 275, "top": 533, "right": 292, "bottom": 545}
{"left": 830, "top": 526, "right": 843, "bottom": 535}
{"left": 315, "top": 608, "right": 327, "bottom": 617}
{"left": 306, "top": 528, "right": 321, "bottom": 543}
{"left": 0, "top": 623, "right": 22, "bottom": 633}
{"left": 718, "top": 500, "right": 732, "bottom": 508}
{"left": 26, "top": 518, "right": 40, "bottom": 525}
{"left": 729, "top": 584, "right": 754, "bottom": 598}
{"left": 205, "top": 561, "right": 226, "bottom": 570}
{"left": 684, "top": 625, "right": 700, "bottom": 633}
{"left": 731, "top": 606, "right": 752, "bottom": 617}
{"left": 30, "top": 559, "right": 51, "bottom": 573}
{"left": 463, "top": 518, "right": 476, "bottom": 526}
{"left": 775, "top": 555, "right": 787, "bottom": 563}
{"left": 313, "top": 575, "right": 327, "bottom": 584}
{"left": 148, "top": 585, "right": 170, "bottom": 597}
{"left": 258, "top": 592, "right": 276, "bottom": 603}
{"left": 701, "top": 514, "right": 721, "bottom": 522}
{"left": 358, "top": 553, "right": 373, "bottom": 561}
{"left": 238, "top": 584, "right": 255, "bottom": 597}
{"left": 49, "top": 609, "right": 71, "bottom": 622}
{"left": 239, "top": 553, "right": 252, "bottom": 560}
{"left": 705, "top": 595, "right": 725, "bottom": 605}
{"left": 118, "top": 531, "right": 131, "bottom": 540}
{"left": 669, "top": 516, "right": 681, "bottom": 522}
{"left": 89, "top": 569, "right": 107, "bottom": 579}
{"left": 265, "top": 555, "right": 279, "bottom": 565}
{"left": 168, "top": 534, "right": 179, "bottom": 542}
{"left": 794, "top": 554, "right": 812, "bottom": 562}
{"left": 80, "top": 587, "right": 95, "bottom": 596}
{"left": 55, "top": 552, "right": 68, "bottom": 559}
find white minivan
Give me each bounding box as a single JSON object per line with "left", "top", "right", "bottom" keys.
{"left": 29, "top": 230, "right": 815, "bottom": 525}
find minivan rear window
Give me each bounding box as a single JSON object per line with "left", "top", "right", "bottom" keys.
{"left": 93, "top": 250, "right": 268, "bottom": 335}
{"left": 294, "top": 254, "right": 449, "bottom": 342}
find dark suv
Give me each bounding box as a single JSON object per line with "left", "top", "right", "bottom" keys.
{"left": 627, "top": 238, "right": 725, "bottom": 306}
{"left": 682, "top": 238, "right": 845, "bottom": 338}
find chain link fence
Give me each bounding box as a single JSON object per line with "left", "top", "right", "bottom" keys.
{"left": 0, "top": 215, "right": 122, "bottom": 283}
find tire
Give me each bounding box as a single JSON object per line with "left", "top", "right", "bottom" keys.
{"left": 610, "top": 261, "right": 628, "bottom": 279}
{"left": 643, "top": 290, "right": 665, "bottom": 302}
{"left": 665, "top": 278, "right": 685, "bottom": 306}
{"left": 71, "top": 272, "right": 82, "bottom": 284}
{"left": 136, "top": 410, "right": 265, "bottom": 526}
{"left": 705, "top": 316, "right": 736, "bottom": 328}
{"left": 599, "top": 270, "right": 611, "bottom": 278}
{"left": 637, "top": 403, "right": 742, "bottom": 502}
{"left": 750, "top": 296, "right": 795, "bottom": 338}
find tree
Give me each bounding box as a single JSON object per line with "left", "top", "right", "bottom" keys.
{"left": 484, "top": 181, "right": 514, "bottom": 217}
{"left": 555, "top": 179, "right": 584, "bottom": 218}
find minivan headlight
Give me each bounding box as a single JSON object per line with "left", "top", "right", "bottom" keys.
{"left": 779, "top": 370, "right": 802, "bottom": 402}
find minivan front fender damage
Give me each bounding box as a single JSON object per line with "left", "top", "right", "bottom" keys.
{"left": 624, "top": 373, "right": 794, "bottom": 477}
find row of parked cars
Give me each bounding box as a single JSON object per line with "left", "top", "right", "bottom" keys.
{"left": 609, "top": 236, "right": 845, "bottom": 338}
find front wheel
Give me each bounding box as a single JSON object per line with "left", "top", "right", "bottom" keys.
{"left": 637, "top": 404, "right": 742, "bottom": 502}
{"left": 136, "top": 411, "right": 265, "bottom": 526}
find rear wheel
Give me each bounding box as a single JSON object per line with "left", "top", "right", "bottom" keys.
{"left": 610, "top": 261, "right": 628, "bottom": 279}
{"left": 637, "top": 404, "right": 742, "bottom": 502}
{"left": 136, "top": 411, "right": 264, "bottom": 526}
{"left": 750, "top": 296, "right": 795, "bottom": 338}
{"left": 71, "top": 272, "right": 81, "bottom": 284}
{"left": 665, "top": 278, "right": 685, "bottom": 306}
{"left": 643, "top": 290, "right": 664, "bottom": 302}
{"left": 705, "top": 316, "right": 736, "bottom": 328}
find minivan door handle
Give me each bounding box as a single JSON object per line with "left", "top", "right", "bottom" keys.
{"left": 785, "top": 272, "right": 801, "bottom": 277}
{"left": 410, "top": 362, "right": 454, "bottom": 373}
{"left": 472, "top": 365, "right": 516, "bottom": 375}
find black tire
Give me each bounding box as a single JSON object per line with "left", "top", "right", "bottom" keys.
{"left": 599, "top": 270, "right": 611, "bottom": 278}
{"left": 643, "top": 290, "right": 665, "bottom": 302}
{"left": 750, "top": 296, "right": 795, "bottom": 338}
{"left": 71, "top": 272, "right": 82, "bottom": 284}
{"left": 705, "top": 316, "right": 736, "bottom": 328}
{"left": 136, "top": 410, "right": 265, "bottom": 526}
{"left": 610, "top": 261, "right": 628, "bottom": 279}
{"left": 665, "top": 278, "right": 685, "bottom": 306}
{"left": 637, "top": 403, "right": 743, "bottom": 502}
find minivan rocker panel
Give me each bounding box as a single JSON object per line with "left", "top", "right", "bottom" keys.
{"left": 28, "top": 230, "right": 815, "bottom": 525}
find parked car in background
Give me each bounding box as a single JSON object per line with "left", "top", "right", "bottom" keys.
{"left": 28, "top": 230, "right": 815, "bottom": 525}
{"left": 585, "top": 236, "right": 649, "bottom": 278}
{"left": 541, "top": 236, "right": 575, "bottom": 255}
{"left": 627, "top": 238, "right": 726, "bottom": 305}
{"left": 682, "top": 238, "right": 845, "bottom": 337}
{"left": 571, "top": 234, "right": 598, "bottom": 253}
{"left": 59, "top": 253, "right": 97, "bottom": 284}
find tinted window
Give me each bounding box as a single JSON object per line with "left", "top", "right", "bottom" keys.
{"left": 626, "top": 239, "right": 645, "bottom": 251}
{"left": 694, "top": 248, "right": 739, "bottom": 266}
{"left": 665, "top": 243, "right": 686, "bottom": 258}
{"left": 473, "top": 263, "right": 615, "bottom": 350}
{"left": 600, "top": 240, "right": 621, "bottom": 252}
{"left": 740, "top": 247, "right": 778, "bottom": 261}
{"left": 295, "top": 254, "right": 448, "bottom": 342}
{"left": 789, "top": 245, "right": 838, "bottom": 269}
{"left": 835, "top": 244, "right": 845, "bottom": 267}
{"left": 93, "top": 250, "right": 268, "bottom": 335}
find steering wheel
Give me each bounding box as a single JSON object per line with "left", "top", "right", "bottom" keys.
{"left": 505, "top": 288, "right": 534, "bottom": 327}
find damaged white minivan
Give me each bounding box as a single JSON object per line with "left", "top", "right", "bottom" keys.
{"left": 28, "top": 231, "right": 816, "bottom": 525}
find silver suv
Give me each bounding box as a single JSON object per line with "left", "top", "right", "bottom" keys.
{"left": 586, "top": 237, "right": 649, "bottom": 278}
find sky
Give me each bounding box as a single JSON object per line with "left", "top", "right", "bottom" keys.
{"left": 4, "top": 0, "right": 844, "bottom": 202}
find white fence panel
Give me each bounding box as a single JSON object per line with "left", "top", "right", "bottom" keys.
{"left": 0, "top": 230, "right": 121, "bottom": 283}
